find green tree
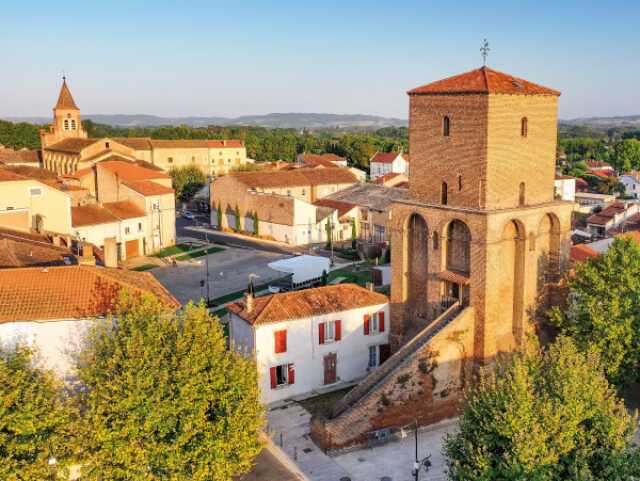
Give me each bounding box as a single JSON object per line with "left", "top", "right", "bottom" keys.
{"left": 321, "top": 269, "right": 328, "bottom": 286}
{"left": 613, "top": 138, "right": 640, "bottom": 173}
{"left": 253, "top": 211, "right": 259, "bottom": 236}
{"left": 234, "top": 204, "right": 241, "bottom": 231}
{"left": 75, "top": 293, "right": 263, "bottom": 481}
{"left": 216, "top": 200, "right": 222, "bottom": 229}
{"left": 168, "top": 165, "right": 206, "bottom": 204}
{"left": 549, "top": 237, "right": 640, "bottom": 387}
{"left": 444, "top": 337, "right": 640, "bottom": 481}
{"left": 0, "top": 343, "right": 75, "bottom": 481}
{"left": 351, "top": 218, "right": 357, "bottom": 250}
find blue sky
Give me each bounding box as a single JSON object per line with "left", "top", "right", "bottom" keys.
{"left": 1, "top": 0, "right": 638, "bottom": 119}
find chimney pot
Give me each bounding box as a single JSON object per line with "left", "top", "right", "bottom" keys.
{"left": 244, "top": 292, "right": 254, "bottom": 313}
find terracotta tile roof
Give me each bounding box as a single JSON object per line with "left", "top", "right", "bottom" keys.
{"left": 373, "top": 172, "right": 401, "bottom": 184}
{"left": 395, "top": 181, "right": 409, "bottom": 189}
{"left": 0, "top": 265, "right": 179, "bottom": 323}
{"left": 0, "top": 148, "right": 40, "bottom": 165}
{"left": 123, "top": 180, "right": 174, "bottom": 196}
{"left": 370, "top": 152, "right": 402, "bottom": 164}
{"left": 313, "top": 198, "right": 357, "bottom": 218}
{"left": 63, "top": 165, "right": 94, "bottom": 180}
{"left": 0, "top": 168, "right": 29, "bottom": 182}
{"left": 231, "top": 168, "right": 357, "bottom": 189}
{"left": 71, "top": 201, "right": 145, "bottom": 227}
{"left": 0, "top": 232, "right": 73, "bottom": 269}
{"left": 438, "top": 270, "right": 470, "bottom": 285}
{"left": 148, "top": 139, "right": 244, "bottom": 149}
{"left": 409, "top": 66, "right": 560, "bottom": 96}
{"left": 586, "top": 202, "right": 627, "bottom": 226}
{"left": 570, "top": 244, "right": 598, "bottom": 262}
{"left": 3, "top": 165, "right": 57, "bottom": 181}
{"left": 298, "top": 153, "right": 345, "bottom": 167}
{"left": 98, "top": 160, "right": 171, "bottom": 181}
{"left": 113, "top": 137, "right": 153, "bottom": 150}
{"left": 54, "top": 79, "right": 79, "bottom": 110}
{"left": 45, "top": 138, "right": 98, "bottom": 154}
{"left": 590, "top": 170, "right": 613, "bottom": 179}
{"left": 585, "top": 160, "right": 613, "bottom": 170}
{"left": 228, "top": 284, "right": 388, "bottom": 325}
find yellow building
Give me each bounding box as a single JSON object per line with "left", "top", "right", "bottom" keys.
{"left": 40, "top": 79, "right": 248, "bottom": 176}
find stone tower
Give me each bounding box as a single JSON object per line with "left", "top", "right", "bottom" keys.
{"left": 40, "top": 77, "right": 87, "bottom": 149}
{"left": 389, "top": 66, "right": 573, "bottom": 362}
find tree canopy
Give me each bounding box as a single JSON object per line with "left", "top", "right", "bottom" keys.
{"left": 75, "top": 293, "right": 264, "bottom": 481}
{"left": 168, "top": 165, "right": 207, "bottom": 203}
{"left": 0, "top": 343, "right": 75, "bottom": 481}
{"left": 549, "top": 237, "right": 640, "bottom": 387}
{"left": 444, "top": 337, "right": 640, "bottom": 481}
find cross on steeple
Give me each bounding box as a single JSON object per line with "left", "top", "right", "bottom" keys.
{"left": 480, "top": 39, "right": 490, "bottom": 66}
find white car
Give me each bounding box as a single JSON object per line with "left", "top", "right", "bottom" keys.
{"left": 182, "top": 211, "right": 195, "bottom": 220}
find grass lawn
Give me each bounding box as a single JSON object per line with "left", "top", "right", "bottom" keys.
{"left": 328, "top": 265, "right": 373, "bottom": 286}
{"left": 152, "top": 244, "right": 192, "bottom": 258}
{"left": 175, "top": 246, "right": 225, "bottom": 261}
{"left": 131, "top": 264, "right": 158, "bottom": 272}
{"left": 206, "top": 281, "right": 274, "bottom": 307}
{"left": 298, "top": 386, "right": 354, "bottom": 418}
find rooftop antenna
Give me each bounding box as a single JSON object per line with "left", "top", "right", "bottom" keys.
{"left": 480, "top": 39, "right": 490, "bottom": 66}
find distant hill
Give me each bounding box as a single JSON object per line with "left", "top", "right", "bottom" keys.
{"left": 562, "top": 115, "right": 640, "bottom": 129}
{"left": 3, "top": 112, "right": 407, "bottom": 130}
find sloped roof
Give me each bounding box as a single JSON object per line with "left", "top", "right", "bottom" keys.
{"left": 113, "top": 137, "right": 153, "bottom": 150}
{"left": 0, "top": 148, "right": 40, "bottom": 165}
{"left": 98, "top": 160, "right": 171, "bottom": 181}
{"left": 570, "top": 244, "right": 598, "bottom": 262}
{"left": 230, "top": 168, "right": 357, "bottom": 189}
{"left": 228, "top": 284, "right": 388, "bottom": 325}
{"left": 0, "top": 168, "right": 29, "bottom": 182}
{"left": 71, "top": 201, "right": 145, "bottom": 227}
{"left": 148, "top": 139, "right": 244, "bottom": 149}
{"left": 313, "top": 198, "right": 358, "bottom": 218}
{"left": 45, "top": 138, "right": 99, "bottom": 154}
{"left": 54, "top": 78, "right": 79, "bottom": 110}
{"left": 0, "top": 266, "right": 179, "bottom": 323}
{"left": 123, "top": 180, "right": 174, "bottom": 196}
{"left": 0, "top": 228, "right": 74, "bottom": 269}
{"left": 370, "top": 152, "right": 402, "bottom": 164}
{"left": 409, "top": 66, "right": 560, "bottom": 96}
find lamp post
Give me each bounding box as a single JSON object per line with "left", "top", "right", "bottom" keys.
{"left": 411, "top": 420, "right": 432, "bottom": 481}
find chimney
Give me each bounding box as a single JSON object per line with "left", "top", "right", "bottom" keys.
{"left": 222, "top": 140, "right": 227, "bottom": 147}
{"left": 244, "top": 291, "right": 254, "bottom": 313}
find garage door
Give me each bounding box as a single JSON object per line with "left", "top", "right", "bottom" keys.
{"left": 125, "top": 239, "right": 139, "bottom": 258}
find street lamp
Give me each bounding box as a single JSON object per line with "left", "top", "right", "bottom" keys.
{"left": 410, "top": 420, "right": 432, "bottom": 481}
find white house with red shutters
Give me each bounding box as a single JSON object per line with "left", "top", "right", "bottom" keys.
{"left": 227, "top": 284, "right": 390, "bottom": 405}
{"left": 369, "top": 151, "right": 409, "bottom": 179}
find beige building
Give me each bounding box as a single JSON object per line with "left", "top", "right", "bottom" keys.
{"left": 40, "top": 79, "right": 248, "bottom": 176}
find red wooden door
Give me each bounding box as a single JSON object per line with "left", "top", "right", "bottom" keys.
{"left": 323, "top": 353, "right": 337, "bottom": 385}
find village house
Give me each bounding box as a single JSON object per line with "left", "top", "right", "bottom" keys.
{"left": 585, "top": 160, "right": 615, "bottom": 176}
{"left": 0, "top": 265, "right": 179, "bottom": 379}
{"left": 619, "top": 171, "right": 640, "bottom": 199}
{"left": 368, "top": 151, "right": 409, "bottom": 179}
{"left": 573, "top": 192, "right": 616, "bottom": 214}
{"left": 40, "top": 78, "right": 248, "bottom": 177}
{"left": 554, "top": 174, "right": 576, "bottom": 202}
{"left": 228, "top": 284, "right": 390, "bottom": 405}
{"left": 585, "top": 201, "right": 639, "bottom": 237}
{"left": 210, "top": 169, "right": 358, "bottom": 245}
{"left": 297, "top": 153, "right": 348, "bottom": 168}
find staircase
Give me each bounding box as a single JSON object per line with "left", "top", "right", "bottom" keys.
{"left": 331, "top": 301, "right": 463, "bottom": 418}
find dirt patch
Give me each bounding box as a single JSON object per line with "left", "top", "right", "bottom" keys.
{"left": 298, "top": 386, "right": 354, "bottom": 418}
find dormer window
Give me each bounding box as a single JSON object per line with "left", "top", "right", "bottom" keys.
{"left": 443, "top": 116, "right": 450, "bottom": 137}
{"left": 521, "top": 117, "right": 528, "bottom": 138}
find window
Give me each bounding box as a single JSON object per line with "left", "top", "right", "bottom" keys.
{"left": 227, "top": 159, "right": 231, "bottom": 164}
{"left": 286, "top": 190, "right": 292, "bottom": 197}
{"left": 63, "top": 119, "right": 69, "bottom": 130}
{"left": 368, "top": 345, "right": 378, "bottom": 368}
{"left": 71, "top": 119, "right": 76, "bottom": 130}
{"left": 302, "top": 189, "right": 306, "bottom": 196}
{"left": 319, "top": 320, "right": 341, "bottom": 344}
{"left": 363, "top": 311, "right": 385, "bottom": 335}
{"left": 521, "top": 117, "right": 528, "bottom": 138}
{"left": 443, "top": 116, "right": 450, "bottom": 136}
{"left": 274, "top": 329, "right": 287, "bottom": 354}
{"left": 519, "top": 182, "right": 526, "bottom": 206}
{"left": 152, "top": 200, "right": 160, "bottom": 210}
{"left": 270, "top": 363, "right": 295, "bottom": 389}
{"left": 168, "top": 157, "right": 174, "bottom": 164}
{"left": 124, "top": 226, "right": 130, "bottom": 235}
{"left": 138, "top": 222, "right": 143, "bottom": 232}
{"left": 457, "top": 174, "right": 462, "bottom": 191}
{"left": 105, "top": 142, "right": 110, "bottom": 149}
{"left": 28, "top": 187, "right": 42, "bottom": 197}
{"left": 441, "top": 181, "right": 448, "bottom": 205}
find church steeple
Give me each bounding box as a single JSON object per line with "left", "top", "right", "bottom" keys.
{"left": 54, "top": 77, "right": 79, "bottom": 111}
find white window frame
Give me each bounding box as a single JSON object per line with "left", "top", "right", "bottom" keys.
{"left": 368, "top": 345, "right": 378, "bottom": 368}
{"left": 370, "top": 312, "right": 381, "bottom": 333}
{"left": 324, "top": 320, "right": 337, "bottom": 343}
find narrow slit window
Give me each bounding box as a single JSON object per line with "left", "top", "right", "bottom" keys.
{"left": 443, "top": 116, "right": 450, "bottom": 137}
{"left": 521, "top": 117, "right": 528, "bottom": 138}
{"left": 441, "top": 181, "right": 448, "bottom": 205}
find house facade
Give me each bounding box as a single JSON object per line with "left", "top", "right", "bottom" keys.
{"left": 554, "top": 175, "right": 576, "bottom": 202}
{"left": 369, "top": 152, "right": 409, "bottom": 179}
{"left": 620, "top": 172, "right": 640, "bottom": 199}
{"left": 228, "top": 284, "right": 390, "bottom": 405}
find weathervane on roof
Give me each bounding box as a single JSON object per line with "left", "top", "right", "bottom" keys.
{"left": 480, "top": 39, "right": 490, "bottom": 66}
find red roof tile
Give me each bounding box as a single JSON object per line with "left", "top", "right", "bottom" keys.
{"left": 370, "top": 152, "right": 402, "bottom": 164}
{"left": 0, "top": 266, "right": 179, "bottom": 323}
{"left": 228, "top": 284, "right": 387, "bottom": 325}
{"left": 54, "top": 79, "right": 79, "bottom": 110}
{"left": 409, "top": 66, "right": 560, "bottom": 96}
{"left": 71, "top": 201, "right": 145, "bottom": 227}
{"left": 45, "top": 138, "right": 99, "bottom": 154}
{"left": 0, "top": 168, "right": 28, "bottom": 182}
{"left": 313, "top": 198, "right": 357, "bottom": 218}
{"left": 148, "top": 139, "right": 244, "bottom": 149}
{"left": 570, "top": 244, "right": 598, "bottom": 262}
{"left": 98, "top": 160, "right": 170, "bottom": 181}
{"left": 123, "top": 180, "right": 174, "bottom": 196}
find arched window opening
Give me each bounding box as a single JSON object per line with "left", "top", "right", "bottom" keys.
{"left": 63, "top": 119, "right": 69, "bottom": 130}
{"left": 70, "top": 119, "right": 76, "bottom": 130}
{"left": 519, "top": 182, "right": 526, "bottom": 206}
{"left": 441, "top": 182, "right": 448, "bottom": 205}
{"left": 521, "top": 117, "right": 528, "bottom": 138}
{"left": 446, "top": 220, "right": 471, "bottom": 275}
{"left": 443, "top": 116, "right": 450, "bottom": 137}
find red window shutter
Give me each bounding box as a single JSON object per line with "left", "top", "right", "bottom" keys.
{"left": 364, "top": 314, "right": 370, "bottom": 335}
{"left": 335, "top": 320, "right": 342, "bottom": 341}
{"left": 274, "top": 330, "right": 287, "bottom": 354}
{"left": 288, "top": 364, "right": 295, "bottom": 385}
{"left": 319, "top": 322, "right": 325, "bottom": 344}
{"left": 379, "top": 312, "right": 385, "bottom": 333}
{"left": 270, "top": 367, "right": 277, "bottom": 389}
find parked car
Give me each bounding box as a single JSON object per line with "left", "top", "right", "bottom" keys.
{"left": 182, "top": 211, "right": 195, "bottom": 220}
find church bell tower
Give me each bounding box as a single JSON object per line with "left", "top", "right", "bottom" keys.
{"left": 40, "top": 77, "right": 87, "bottom": 149}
